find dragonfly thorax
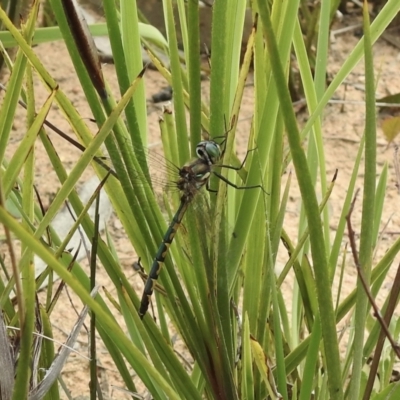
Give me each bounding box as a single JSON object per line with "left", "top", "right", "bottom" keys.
{"left": 178, "top": 159, "right": 211, "bottom": 201}
{"left": 196, "top": 140, "right": 221, "bottom": 165}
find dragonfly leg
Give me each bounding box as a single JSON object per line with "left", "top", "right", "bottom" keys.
{"left": 213, "top": 171, "right": 268, "bottom": 193}
{"left": 206, "top": 180, "right": 218, "bottom": 193}
{"left": 217, "top": 147, "right": 257, "bottom": 171}
{"left": 213, "top": 148, "right": 268, "bottom": 193}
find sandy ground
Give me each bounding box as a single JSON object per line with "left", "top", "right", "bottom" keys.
{"left": 3, "top": 11, "right": 400, "bottom": 400}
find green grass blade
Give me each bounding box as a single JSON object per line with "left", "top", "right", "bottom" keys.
{"left": 256, "top": 1, "right": 343, "bottom": 398}
{"left": 121, "top": 0, "right": 147, "bottom": 137}
{"left": 163, "top": 0, "right": 189, "bottom": 163}
{"left": 0, "top": 22, "right": 167, "bottom": 48}
{"left": 186, "top": 0, "right": 202, "bottom": 148}
{"left": 242, "top": 314, "right": 255, "bottom": 400}
{"left": 209, "top": 0, "right": 228, "bottom": 136}
{"left": 3, "top": 89, "right": 56, "bottom": 196}
{"left": 348, "top": 4, "right": 377, "bottom": 398}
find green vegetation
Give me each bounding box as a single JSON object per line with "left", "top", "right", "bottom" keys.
{"left": 0, "top": 0, "right": 400, "bottom": 399}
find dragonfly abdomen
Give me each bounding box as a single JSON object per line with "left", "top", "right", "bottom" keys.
{"left": 139, "top": 200, "right": 190, "bottom": 319}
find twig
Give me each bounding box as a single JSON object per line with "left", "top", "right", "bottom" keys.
{"left": 363, "top": 262, "right": 400, "bottom": 400}
{"left": 346, "top": 192, "right": 400, "bottom": 362}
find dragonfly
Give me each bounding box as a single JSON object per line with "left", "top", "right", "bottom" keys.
{"left": 139, "top": 139, "right": 264, "bottom": 319}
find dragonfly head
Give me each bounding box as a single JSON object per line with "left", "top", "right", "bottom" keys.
{"left": 196, "top": 141, "right": 221, "bottom": 165}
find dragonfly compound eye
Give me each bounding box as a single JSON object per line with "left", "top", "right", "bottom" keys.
{"left": 196, "top": 141, "right": 221, "bottom": 165}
